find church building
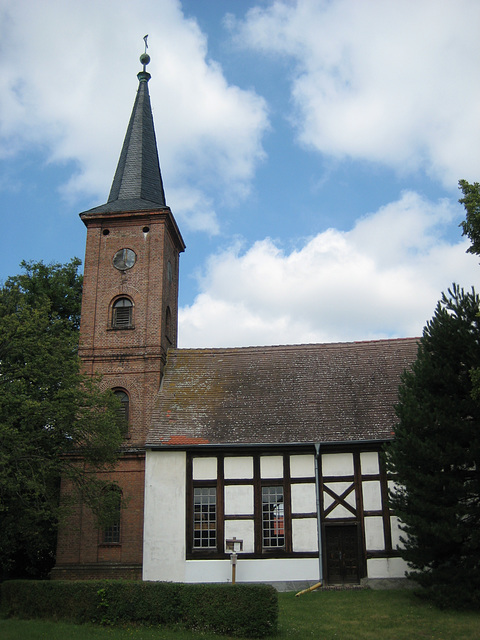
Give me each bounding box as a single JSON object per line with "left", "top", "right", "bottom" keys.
{"left": 52, "top": 52, "right": 417, "bottom": 588}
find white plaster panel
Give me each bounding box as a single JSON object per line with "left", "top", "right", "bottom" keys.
{"left": 292, "top": 519, "right": 318, "bottom": 552}
{"left": 362, "top": 481, "right": 382, "bottom": 511}
{"left": 367, "top": 557, "right": 409, "bottom": 579}
{"left": 323, "top": 493, "right": 334, "bottom": 510}
{"left": 324, "top": 481, "right": 353, "bottom": 496}
{"left": 364, "top": 516, "right": 385, "bottom": 550}
{"left": 360, "top": 451, "right": 379, "bottom": 475}
{"left": 185, "top": 557, "right": 319, "bottom": 584}
{"left": 185, "top": 559, "right": 231, "bottom": 583}
{"left": 224, "top": 485, "right": 254, "bottom": 515}
{"left": 327, "top": 504, "right": 355, "bottom": 519}
{"left": 224, "top": 456, "right": 253, "bottom": 479}
{"left": 143, "top": 450, "right": 186, "bottom": 582}
{"left": 224, "top": 519, "right": 255, "bottom": 553}
{"left": 390, "top": 516, "right": 406, "bottom": 550}
{"left": 323, "top": 482, "right": 356, "bottom": 509}
{"left": 291, "top": 483, "right": 317, "bottom": 514}
{"left": 290, "top": 454, "right": 315, "bottom": 478}
{"left": 323, "top": 482, "right": 356, "bottom": 518}
{"left": 345, "top": 491, "right": 356, "bottom": 508}
{"left": 322, "top": 453, "right": 354, "bottom": 476}
{"left": 260, "top": 456, "right": 283, "bottom": 478}
{"left": 192, "top": 457, "right": 217, "bottom": 480}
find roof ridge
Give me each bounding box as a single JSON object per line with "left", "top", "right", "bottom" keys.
{"left": 171, "top": 336, "right": 419, "bottom": 356}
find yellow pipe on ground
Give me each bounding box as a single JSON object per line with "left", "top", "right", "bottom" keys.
{"left": 295, "top": 582, "right": 322, "bottom": 597}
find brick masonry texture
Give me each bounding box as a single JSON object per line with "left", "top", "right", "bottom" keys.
{"left": 54, "top": 206, "right": 184, "bottom": 577}
{"left": 53, "top": 453, "right": 145, "bottom": 573}
{"left": 79, "top": 208, "right": 184, "bottom": 445}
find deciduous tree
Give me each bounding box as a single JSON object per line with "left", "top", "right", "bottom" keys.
{"left": 0, "top": 260, "right": 123, "bottom": 579}
{"left": 459, "top": 179, "right": 480, "bottom": 256}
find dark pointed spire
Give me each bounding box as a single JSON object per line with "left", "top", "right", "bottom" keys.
{"left": 82, "top": 44, "right": 166, "bottom": 214}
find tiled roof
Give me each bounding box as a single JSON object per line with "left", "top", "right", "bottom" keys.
{"left": 81, "top": 74, "right": 166, "bottom": 216}
{"left": 147, "top": 338, "right": 418, "bottom": 447}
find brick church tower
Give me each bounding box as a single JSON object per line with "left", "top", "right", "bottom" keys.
{"left": 52, "top": 50, "right": 185, "bottom": 579}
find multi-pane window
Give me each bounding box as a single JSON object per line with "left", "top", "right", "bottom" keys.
{"left": 102, "top": 487, "right": 122, "bottom": 544}
{"left": 193, "top": 487, "right": 216, "bottom": 548}
{"left": 262, "top": 486, "right": 285, "bottom": 548}
{"left": 112, "top": 298, "right": 133, "bottom": 328}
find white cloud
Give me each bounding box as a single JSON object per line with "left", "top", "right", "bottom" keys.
{"left": 179, "top": 191, "right": 479, "bottom": 348}
{"left": 168, "top": 186, "right": 219, "bottom": 235}
{"left": 0, "top": 0, "right": 268, "bottom": 232}
{"left": 232, "top": 0, "right": 480, "bottom": 187}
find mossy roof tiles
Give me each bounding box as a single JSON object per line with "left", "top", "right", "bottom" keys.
{"left": 147, "top": 337, "right": 418, "bottom": 447}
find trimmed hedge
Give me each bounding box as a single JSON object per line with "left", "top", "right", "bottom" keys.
{"left": 0, "top": 580, "right": 278, "bottom": 638}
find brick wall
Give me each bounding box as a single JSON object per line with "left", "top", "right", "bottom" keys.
{"left": 53, "top": 206, "right": 184, "bottom": 580}
{"left": 53, "top": 452, "right": 145, "bottom": 577}
{"left": 79, "top": 209, "right": 183, "bottom": 445}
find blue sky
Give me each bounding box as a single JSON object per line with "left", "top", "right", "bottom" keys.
{"left": 1, "top": 0, "right": 480, "bottom": 347}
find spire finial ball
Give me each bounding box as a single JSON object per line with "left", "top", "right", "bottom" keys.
{"left": 140, "top": 53, "right": 150, "bottom": 66}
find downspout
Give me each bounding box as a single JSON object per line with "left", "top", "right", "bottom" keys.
{"left": 314, "top": 443, "right": 323, "bottom": 583}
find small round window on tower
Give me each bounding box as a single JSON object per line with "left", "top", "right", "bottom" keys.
{"left": 103, "top": 229, "right": 110, "bottom": 236}
{"left": 143, "top": 226, "right": 150, "bottom": 233}
{"left": 113, "top": 248, "right": 136, "bottom": 271}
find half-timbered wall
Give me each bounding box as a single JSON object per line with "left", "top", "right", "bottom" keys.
{"left": 143, "top": 445, "right": 408, "bottom": 585}
{"left": 187, "top": 452, "right": 318, "bottom": 558}
{"left": 319, "top": 448, "right": 407, "bottom": 583}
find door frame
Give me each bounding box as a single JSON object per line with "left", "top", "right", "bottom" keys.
{"left": 323, "top": 522, "right": 362, "bottom": 585}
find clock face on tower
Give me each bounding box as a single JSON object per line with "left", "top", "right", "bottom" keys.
{"left": 113, "top": 248, "right": 136, "bottom": 271}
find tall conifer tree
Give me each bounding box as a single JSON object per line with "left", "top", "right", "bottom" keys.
{"left": 387, "top": 284, "right": 480, "bottom": 608}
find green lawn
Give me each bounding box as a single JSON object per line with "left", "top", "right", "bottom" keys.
{"left": 1, "top": 589, "right": 479, "bottom": 640}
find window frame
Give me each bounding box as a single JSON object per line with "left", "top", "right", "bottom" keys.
{"left": 112, "top": 388, "right": 130, "bottom": 437}
{"left": 111, "top": 297, "right": 134, "bottom": 329}
{"left": 262, "top": 485, "right": 285, "bottom": 549}
{"left": 193, "top": 486, "right": 217, "bottom": 549}
{"left": 101, "top": 486, "right": 122, "bottom": 545}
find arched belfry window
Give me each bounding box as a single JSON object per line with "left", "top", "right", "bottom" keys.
{"left": 113, "top": 389, "right": 129, "bottom": 435}
{"left": 112, "top": 297, "right": 133, "bottom": 329}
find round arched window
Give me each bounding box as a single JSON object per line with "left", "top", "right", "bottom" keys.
{"left": 112, "top": 298, "right": 133, "bottom": 328}
{"left": 113, "top": 389, "right": 129, "bottom": 435}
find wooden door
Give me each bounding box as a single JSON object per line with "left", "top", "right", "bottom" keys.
{"left": 325, "top": 525, "right": 359, "bottom": 584}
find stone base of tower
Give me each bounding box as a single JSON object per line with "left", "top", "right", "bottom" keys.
{"left": 52, "top": 451, "right": 145, "bottom": 581}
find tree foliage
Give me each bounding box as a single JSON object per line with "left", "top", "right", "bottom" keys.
{"left": 459, "top": 179, "right": 480, "bottom": 256}
{"left": 386, "top": 284, "right": 480, "bottom": 609}
{"left": 0, "top": 260, "right": 123, "bottom": 579}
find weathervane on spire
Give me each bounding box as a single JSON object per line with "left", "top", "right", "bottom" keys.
{"left": 138, "top": 35, "right": 151, "bottom": 82}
